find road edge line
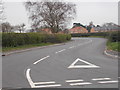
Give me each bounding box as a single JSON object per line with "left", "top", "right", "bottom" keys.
{"left": 104, "top": 48, "right": 119, "bottom": 59}
{"left": 26, "top": 68, "right": 35, "bottom": 88}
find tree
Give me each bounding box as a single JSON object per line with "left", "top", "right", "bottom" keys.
{"left": 0, "top": 0, "right": 5, "bottom": 22}
{"left": 86, "top": 21, "right": 96, "bottom": 33}
{"left": 25, "top": 1, "right": 76, "bottom": 33}
{"left": 1, "top": 22, "right": 13, "bottom": 32}
{"left": 96, "top": 25, "right": 100, "bottom": 27}
{"left": 0, "top": 0, "right": 6, "bottom": 32}
{"left": 18, "top": 23, "right": 25, "bottom": 33}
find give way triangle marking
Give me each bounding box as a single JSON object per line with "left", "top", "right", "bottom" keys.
{"left": 68, "top": 58, "right": 100, "bottom": 69}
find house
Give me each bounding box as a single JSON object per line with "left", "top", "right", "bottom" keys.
{"left": 58, "top": 31, "right": 64, "bottom": 34}
{"left": 90, "top": 28, "right": 96, "bottom": 33}
{"left": 93, "top": 23, "right": 120, "bottom": 32}
{"left": 68, "top": 26, "right": 88, "bottom": 34}
{"left": 40, "top": 28, "right": 52, "bottom": 34}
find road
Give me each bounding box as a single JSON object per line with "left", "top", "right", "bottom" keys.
{"left": 2, "top": 38, "right": 118, "bottom": 89}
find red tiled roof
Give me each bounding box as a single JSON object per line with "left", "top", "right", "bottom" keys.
{"left": 41, "top": 28, "right": 52, "bottom": 34}
{"left": 41, "top": 28, "right": 51, "bottom": 32}
{"left": 68, "top": 26, "right": 88, "bottom": 33}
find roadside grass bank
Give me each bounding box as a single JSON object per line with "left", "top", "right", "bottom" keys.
{"left": 107, "top": 41, "right": 120, "bottom": 52}
{"left": 89, "top": 36, "right": 105, "bottom": 38}
{"left": 2, "top": 43, "right": 54, "bottom": 52}
{"left": 2, "top": 33, "right": 71, "bottom": 52}
{"left": 71, "top": 31, "right": 120, "bottom": 52}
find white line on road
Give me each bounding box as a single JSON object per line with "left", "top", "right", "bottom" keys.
{"left": 66, "top": 79, "right": 84, "bottom": 83}
{"left": 33, "top": 84, "right": 61, "bottom": 88}
{"left": 70, "top": 82, "right": 92, "bottom": 86}
{"left": 34, "top": 81, "right": 56, "bottom": 85}
{"left": 55, "top": 49, "right": 66, "bottom": 54}
{"left": 69, "top": 46, "right": 75, "bottom": 49}
{"left": 104, "top": 50, "right": 118, "bottom": 58}
{"left": 26, "top": 69, "right": 61, "bottom": 88}
{"left": 98, "top": 80, "right": 118, "bottom": 84}
{"left": 33, "top": 55, "right": 50, "bottom": 64}
{"left": 92, "top": 78, "right": 111, "bottom": 81}
{"left": 26, "top": 69, "right": 35, "bottom": 88}
{"left": 68, "top": 58, "right": 100, "bottom": 69}
{"left": 69, "top": 65, "right": 100, "bottom": 68}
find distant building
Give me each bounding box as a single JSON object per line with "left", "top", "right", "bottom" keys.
{"left": 40, "top": 28, "right": 52, "bottom": 34}
{"left": 93, "top": 22, "right": 120, "bottom": 32}
{"left": 90, "top": 28, "right": 96, "bottom": 33}
{"left": 93, "top": 24, "right": 120, "bottom": 32}
{"left": 68, "top": 26, "right": 88, "bottom": 34}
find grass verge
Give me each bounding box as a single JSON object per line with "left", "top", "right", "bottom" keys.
{"left": 89, "top": 36, "right": 105, "bottom": 38}
{"left": 2, "top": 43, "right": 54, "bottom": 52}
{"left": 107, "top": 41, "right": 120, "bottom": 52}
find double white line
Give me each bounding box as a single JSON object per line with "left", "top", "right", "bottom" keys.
{"left": 65, "top": 79, "right": 92, "bottom": 86}
{"left": 92, "top": 78, "right": 118, "bottom": 84}
{"left": 26, "top": 69, "right": 61, "bottom": 88}
{"left": 33, "top": 81, "right": 61, "bottom": 88}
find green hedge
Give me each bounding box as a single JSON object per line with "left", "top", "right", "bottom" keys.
{"left": 2, "top": 33, "right": 71, "bottom": 47}
{"left": 107, "top": 31, "right": 120, "bottom": 42}
{"left": 71, "top": 31, "right": 120, "bottom": 42}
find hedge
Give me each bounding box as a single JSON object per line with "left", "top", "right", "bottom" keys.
{"left": 2, "top": 33, "right": 71, "bottom": 47}
{"left": 71, "top": 31, "right": 120, "bottom": 42}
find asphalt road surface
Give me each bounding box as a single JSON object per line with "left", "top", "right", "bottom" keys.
{"left": 2, "top": 38, "right": 118, "bottom": 89}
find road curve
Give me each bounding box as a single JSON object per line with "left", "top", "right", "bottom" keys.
{"left": 2, "top": 38, "right": 118, "bottom": 89}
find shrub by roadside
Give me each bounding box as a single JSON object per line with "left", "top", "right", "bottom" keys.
{"left": 2, "top": 33, "right": 71, "bottom": 48}
{"left": 107, "top": 42, "right": 120, "bottom": 52}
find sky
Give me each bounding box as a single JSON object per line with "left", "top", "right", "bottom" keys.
{"left": 2, "top": 0, "right": 119, "bottom": 29}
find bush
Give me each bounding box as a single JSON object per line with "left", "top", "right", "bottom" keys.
{"left": 71, "top": 31, "right": 120, "bottom": 43}
{"left": 2, "top": 33, "right": 71, "bottom": 47}
{"left": 108, "top": 31, "right": 120, "bottom": 42}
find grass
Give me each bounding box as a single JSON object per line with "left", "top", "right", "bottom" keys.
{"left": 87, "top": 36, "right": 119, "bottom": 52}
{"left": 88, "top": 36, "right": 119, "bottom": 52}
{"left": 89, "top": 36, "right": 105, "bottom": 38}
{"left": 107, "top": 41, "right": 120, "bottom": 52}
{"left": 2, "top": 43, "right": 54, "bottom": 52}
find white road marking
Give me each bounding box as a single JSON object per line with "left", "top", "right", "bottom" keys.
{"left": 33, "top": 55, "right": 50, "bottom": 64}
{"left": 26, "top": 69, "right": 61, "bottom": 88}
{"left": 34, "top": 81, "right": 55, "bottom": 85}
{"left": 69, "top": 65, "right": 99, "bottom": 68}
{"left": 68, "top": 58, "right": 100, "bottom": 69}
{"left": 104, "top": 50, "right": 118, "bottom": 58}
{"left": 26, "top": 69, "right": 35, "bottom": 88}
{"left": 98, "top": 80, "right": 118, "bottom": 84}
{"left": 55, "top": 49, "right": 66, "bottom": 54}
{"left": 69, "top": 46, "right": 75, "bottom": 49}
{"left": 92, "top": 78, "right": 111, "bottom": 81}
{"left": 33, "top": 84, "right": 61, "bottom": 88}
{"left": 70, "top": 82, "right": 92, "bottom": 86}
{"left": 118, "top": 77, "right": 120, "bottom": 78}
{"left": 66, "top": 79, "right": 84, "bottom": 83}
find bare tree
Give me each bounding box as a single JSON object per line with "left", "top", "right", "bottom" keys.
{"left": 18, "top": 23, "right": 25, "bottom": 33}
{"left": 0, "top": 0, "right": 5, "bottom": 22}
{"left": 0, "top": 0, "right": 6, "bottom": 32}
{"left": 1, "top": 22, "right": 13, "bottom": 32}
{"left": 25, "top": 1, "right": 76, "bottom": 33}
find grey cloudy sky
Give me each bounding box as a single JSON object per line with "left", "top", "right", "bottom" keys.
{"left": 3, "top": 0, "right": 119, "bottom": 29}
